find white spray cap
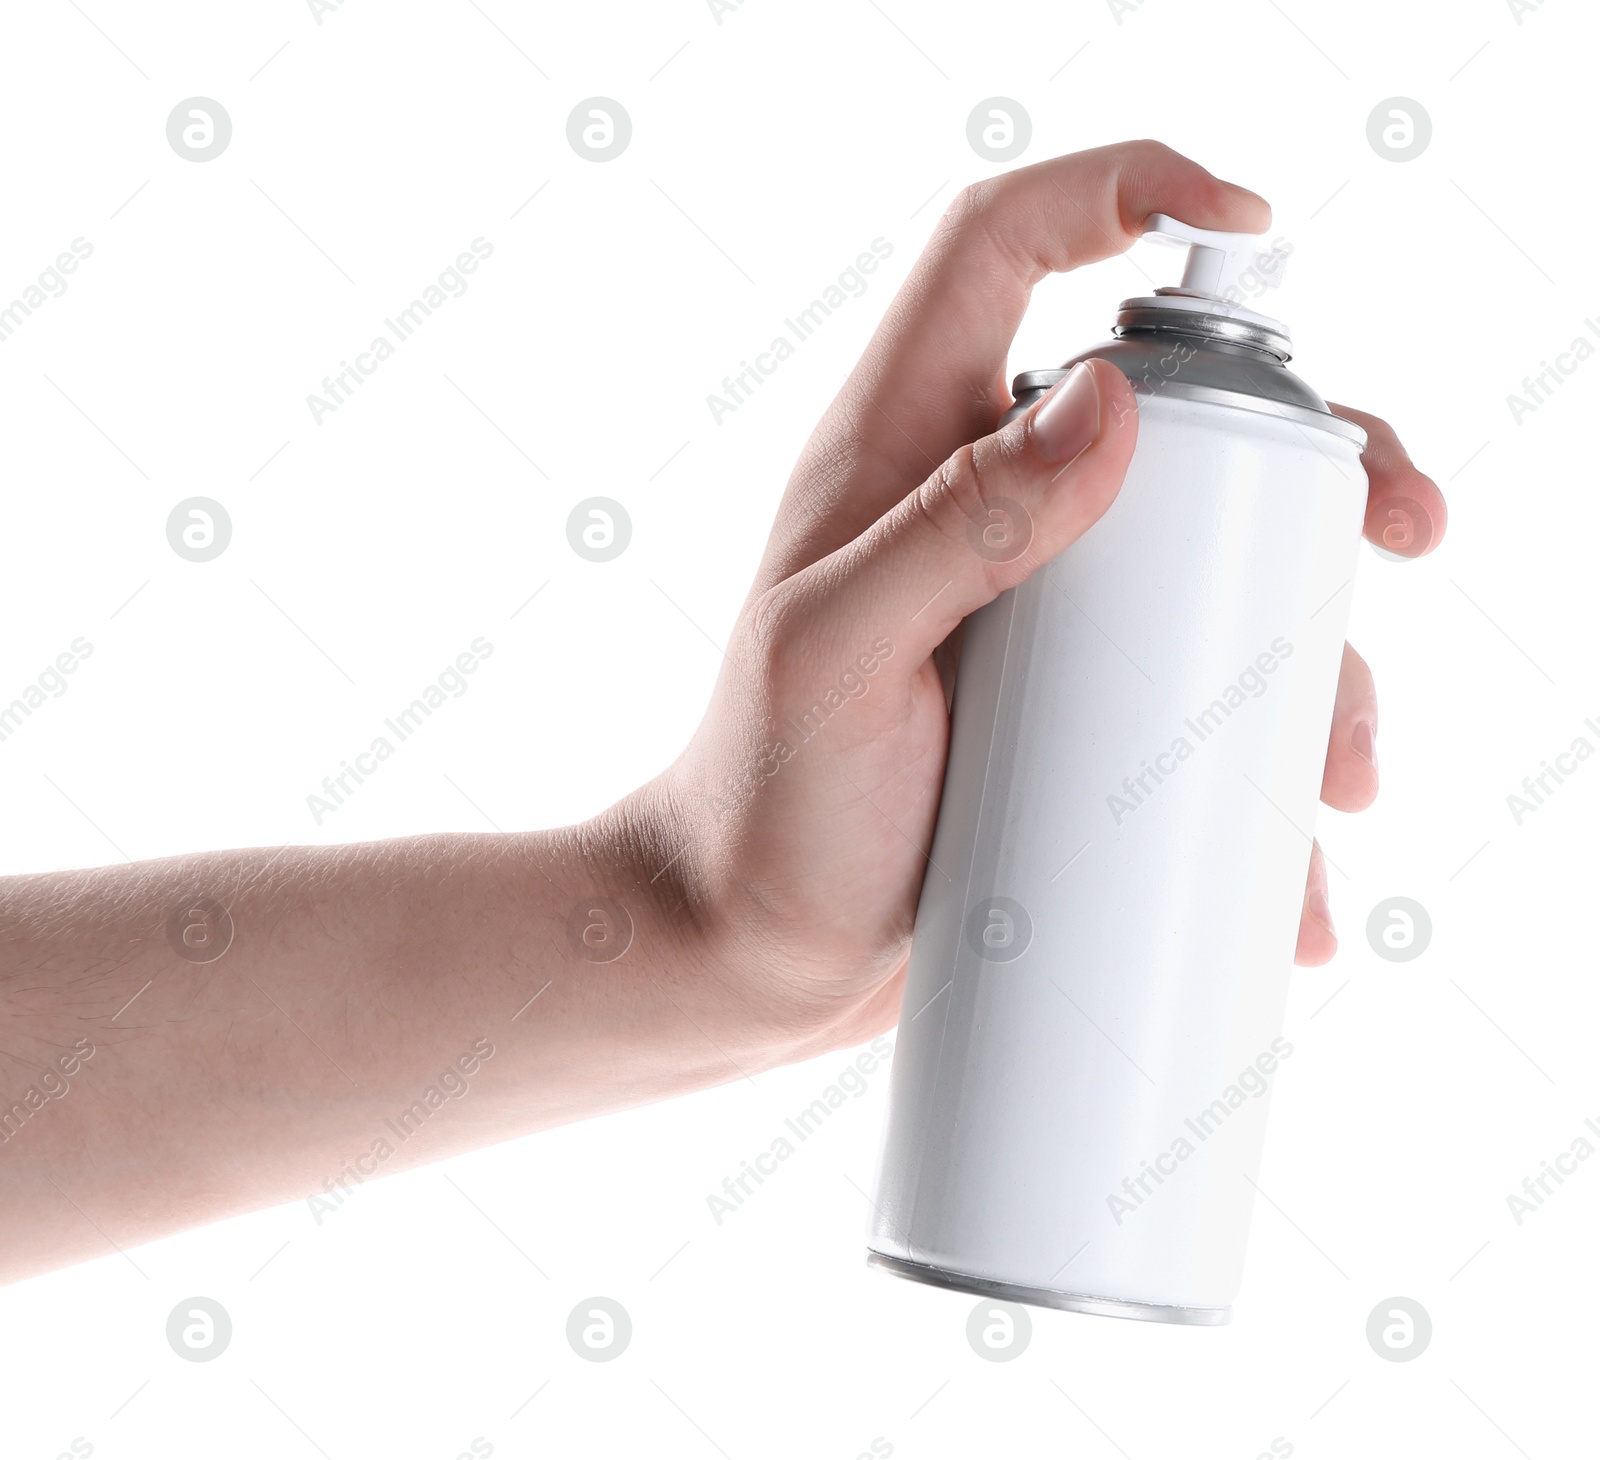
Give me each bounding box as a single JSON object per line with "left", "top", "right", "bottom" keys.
{"left": 1141, "top": 213, "right": 1287, "bottom": 302}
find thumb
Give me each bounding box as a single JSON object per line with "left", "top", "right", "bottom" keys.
{"left": 799, "top": 358, "right": 1138, "bottom": 669}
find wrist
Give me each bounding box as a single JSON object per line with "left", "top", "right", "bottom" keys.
{"left": 581, "top": 776, "right": 840, "bottom": 1074}
{"left": 622, "top": 765, "right": 898, "bottom": 1065}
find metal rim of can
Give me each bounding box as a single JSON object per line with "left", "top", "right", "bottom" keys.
{"left": 1114, "top": 300, "right": 1293, "bottom": 361}
{"left": 865, "top": 1250, "right": 1233, "bottom": 1326}
{"left": 1010, "top": 370, "right": 1367, "bottom": 449}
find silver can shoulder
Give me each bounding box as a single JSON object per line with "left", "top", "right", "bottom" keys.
{"left": 1011, "top": 327, "right": 1365, "bottom": 448}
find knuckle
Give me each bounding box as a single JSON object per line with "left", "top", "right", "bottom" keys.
{"left": 941, "top": 178, "right": 1012, "bottom": 257}
{"left": 1125, "top": 137, "right": 1178, "bottom": 164}
{"left": 918, "top": 442, "right": 991, "bottom": 533}
{"left": 910, "top": 443, "right": 1028, "bottom": 588}
{"left": 949, "top": 178, "right": 999, "bottom": 227}
{"left": 744, "top": 578, "right": 806, "bottom": 665}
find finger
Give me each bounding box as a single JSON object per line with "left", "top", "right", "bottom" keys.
{"left": 1294, "top": 841, "right": 1336, "bottom": 967}
{"left": 760, "top": 359, "right": 1137, "bottom": 677}
{"left": 1321, "top": 642, "right": 1378, "bottom": 812}
{"left": 757, "top": 142, "right": 1269, "bottom": 590}
{"left": 1328, "top": 403, "right": 1448, "bottom": 559}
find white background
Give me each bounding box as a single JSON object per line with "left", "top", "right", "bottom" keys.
{"left": 0, "top": 0, "right": 1593, "bottom": 1456}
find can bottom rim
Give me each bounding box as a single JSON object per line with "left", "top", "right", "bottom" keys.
{"left": 865, "top": 1251, "right": 1232, "bottom": 1327}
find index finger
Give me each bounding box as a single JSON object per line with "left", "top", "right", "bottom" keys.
{"left": 757, "top": 141, "right": 1270, "bottom": 590}
{"left": 1328, "top": 403, "right": 1448, "bottom": 558}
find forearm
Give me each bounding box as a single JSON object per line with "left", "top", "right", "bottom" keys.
{"left": 0, "top": 787, "right": 786, "bottom": 1283}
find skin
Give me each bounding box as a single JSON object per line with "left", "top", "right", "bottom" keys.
{"left": 0, "top": 142, "right": 1445, "bottom": 1285}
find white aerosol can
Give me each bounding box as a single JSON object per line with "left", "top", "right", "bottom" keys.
{"left": 867, "top": 217, "right": 1367, "bottom": 1324}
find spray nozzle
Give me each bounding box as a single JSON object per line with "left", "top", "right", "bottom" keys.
{"left": 1141, "top": 213, "right": 1287, "bottom": 305}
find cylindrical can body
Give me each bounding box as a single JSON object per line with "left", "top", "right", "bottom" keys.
{"left": 868, "top": 355, "right": 1367, "bottom": 1322}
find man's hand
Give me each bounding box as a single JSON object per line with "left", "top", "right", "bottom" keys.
{"left": 643, "top": 140, "right": 1448, "bottom": 1054}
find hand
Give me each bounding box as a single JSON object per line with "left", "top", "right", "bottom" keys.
{"left": 0, "top": 142, "right": 1446, "bottom": 1284}
{"left": 632, "top": 141, "right": 1448, "bottom": 1057}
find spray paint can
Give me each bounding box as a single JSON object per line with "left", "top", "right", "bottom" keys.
{"left": 866, "top": 216, "right": 1367, "bottom": 1324}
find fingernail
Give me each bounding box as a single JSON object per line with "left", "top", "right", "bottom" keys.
{"left": 1032, "top": 362, "right": 1100, "bottom": 465}
{"left": 1352, "top": 718, "right": 1377, "bottom": 773}
{"left": 1308, "top": 878, "right": 1334, "bottom": 934}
